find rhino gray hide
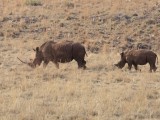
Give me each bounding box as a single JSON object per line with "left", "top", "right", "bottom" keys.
{"left": 18, "top": 41, "right": 87, "bottom": 69}
{"left": 115, "top": 49, "right": 158, "bottom": 72}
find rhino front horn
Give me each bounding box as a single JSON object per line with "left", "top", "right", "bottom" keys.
{"left": 17, "top": 57, "right": 28, "bottom": 64}
{"left": 17, "top": 57, "right": 35, "bottom": 68}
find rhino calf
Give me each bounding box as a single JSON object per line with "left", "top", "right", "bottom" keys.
{"left": 18, "top": 41, "right": 87, "bottom": 69}
{"left": 115, "top": 49, "right": 158, "bottom": 72}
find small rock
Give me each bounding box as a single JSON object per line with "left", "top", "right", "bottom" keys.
{"left": 126, "top": 37, "right": 134, "bottom": 42}
{"left": 2, "top": 17, "right": 11, "bottom": 22}
{"left": 146, "top": 20, "right": 156, "bottom": 25}
{"left": 133, "top": 13, "right": 138, "bottom": 16}
{"left": 60, "top": 23, "right": 64, "bottom": 27}
{"left": 0, "top": 32, "right": 4, "bottom": 37}
{"left": 124, "top": 15, "right": 131, "bottom": 20}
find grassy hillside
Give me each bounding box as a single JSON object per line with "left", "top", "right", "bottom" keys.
{"left": 0, "top": 0, "right": 160, "bottom": 120}
{"left": 0, "top": 0, "right": 160, "bottom": 52}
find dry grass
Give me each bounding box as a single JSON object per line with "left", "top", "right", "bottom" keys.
{"left": 1, "top": 0, "right": 160, "bottom": 120}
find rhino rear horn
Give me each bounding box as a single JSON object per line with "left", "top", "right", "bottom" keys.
{"left": 33, "top": 47, "right": 39, "bottom": 52}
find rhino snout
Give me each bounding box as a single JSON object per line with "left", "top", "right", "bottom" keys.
{"left": 28, "top": 63, "right": 36, "bottom": 68}
{"left": 114, "top": 63, "right": 118, "bottom": 67}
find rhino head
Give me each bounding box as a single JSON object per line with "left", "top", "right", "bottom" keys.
{"left": 18, "top": 47, "right": 43, "bottom": 68}
{"left": 32, "top": 47, "right": 43, "bottom": 68}
{"left": 114, "top": 52, "right": 126, "bottom": 69}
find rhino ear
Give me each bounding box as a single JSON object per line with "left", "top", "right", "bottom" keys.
{"left": 120, "top": 52, "right": 124, "bottom": 57}
{"left": 36, "top": 47, "right": 39, "bottom": 52}
{"left": 33, "top": 47, "right": 39, "bottom": 52}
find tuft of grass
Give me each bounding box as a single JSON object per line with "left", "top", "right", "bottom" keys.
{"left": 64, "top": 1, "right": 74, "bottom": 9}
{"left": 25, "top": 0, "right": 42, "bottom": 6}
{"left": 157, "top": 24, "right": 160, "bottom": 28}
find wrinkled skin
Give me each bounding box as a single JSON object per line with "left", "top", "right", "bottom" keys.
{"left": 115, "top": 49, "right": 158, "bottom": 72}
{"left": 29, "top": 41, "right": 87, "bottom": 69}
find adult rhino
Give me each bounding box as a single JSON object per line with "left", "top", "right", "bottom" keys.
{"left": 18, "top": 40, "right": 87, "bottom": 69}
{"left": 114, "top": 49, "right": 158, "bottom": 72}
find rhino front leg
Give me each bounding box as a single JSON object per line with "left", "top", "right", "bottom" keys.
{"left": 55, "top": 62, "right": 59, "bottom": 69}
{"left": 43, "top": 60, "right": 49, "bottom": 68}
{"left": 52, "top": 61, "right": 59, "bottom": 69}
{"left": 77, "top": 60, "right": 86, "bottom": 69}
{"left": 133, "top": 63, "right": 138, "bottom": 71}
{"left": 128, "top": 62, "right": 132, "bottom": 70}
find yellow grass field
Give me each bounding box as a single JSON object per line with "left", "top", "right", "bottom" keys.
{"left": 0, "top": 0, "right": 160, "bottom": 120}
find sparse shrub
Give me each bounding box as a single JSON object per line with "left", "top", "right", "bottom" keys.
{"left": 146, "top": 19, "right": 156, "bottom": 25}
{"left": 157, "top": 24, "right": 160, "bottom": 27}
{"left": 0, "top": 32, "right": 4, "bottom": 37}
{"left": 25, "top": 0, "right": 42, "bottom": 6}
{"left": 147, "top": 91, "right": 159, "bottom": 100}
{"left": 114, "top": 78, "right": 123, "bottom": 83}
{"left": 64, "top": 1, "right": 74, "bottom": 9}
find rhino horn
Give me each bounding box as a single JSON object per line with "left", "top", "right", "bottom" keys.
{"left": 17, "top": 57, "right": 35, "bottom": 68}
{"left": 17, "top": 57, "right": 28, "bottom": 64}
{"left": 114, "top": 63, "right": 118, "bottom": 66}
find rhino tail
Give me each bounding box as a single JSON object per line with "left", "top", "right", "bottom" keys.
{"left": 85, "top": 50, "right": 88, "bottom": 57}
{"left": 156, "top": 55, "right": 158, "bottom": 65}
{"left": 84, "top": 47, "right": 88, "bottom": 57}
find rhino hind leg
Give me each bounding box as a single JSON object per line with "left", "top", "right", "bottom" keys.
{"left": 153, "top": 63, "right": 157, "bottom": 72}
{"left": 77, "top": 61, "right": 84, "bottom": 69}
{"left": 153, "top": 67, "right": 157, "bottom": 72}
{"left": 82, "top": 60, "right": 87, "bottom": 69}
{"left": 150, "top": 65, "right": 157, "bottom": 72}
{"left": 76, "top": 60, "right": 86, "bottom": 69}
{"left": 149, "top": 62, "right": 157, "bottom": 72}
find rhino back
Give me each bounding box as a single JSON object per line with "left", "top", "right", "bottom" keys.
{"left": 51, "top": 42, "right": 73, "bottom": 62}
{"left": 39, "top": 41, "right": 55, "bottom": 51}
{"left": 126, "top": 49, "right": 156, "bottom": 65}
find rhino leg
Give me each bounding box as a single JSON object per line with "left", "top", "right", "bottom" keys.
{"left": 149, "top": 64, "right": 157, "bottom": 72}
{"left": 153, "top": 67, "right": 157, "bottom": 72}
{"left": 43, "top": 60, "right": 49, "bottom": 68}
{"left": 77, "top": 60, "right": 85, "bottom": 69}
{"left": 55, "top": 62, "right": 59, "bottom": 69}
{"left": 77, "top": 62, "right": 83, "bottom": 68}
{"left": 153, "top": 64, "right": 157, "bottom": 72}
{"left": 149, "top": 68, "right": 152, "bottom": 72}
{"left": 149, "top": 61, "right": 157, "bottom": 72}
{"left": 52, "top": 61, "right": 59, "bottom": 69}
{"left": 133, "top": 63, "right": 138, "bottom": 70}
{"left": 82, "top": 60, "right": 87, "bottom": 69}
{"left": 128, "top": 62, "right": 132, "bottom": 70}
{"left": 74, "top": 56, "right": 86, "bottom": 69}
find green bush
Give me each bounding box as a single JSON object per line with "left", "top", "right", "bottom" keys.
{"left": 25, "top": 0, "right": 42, "bottom": 6}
